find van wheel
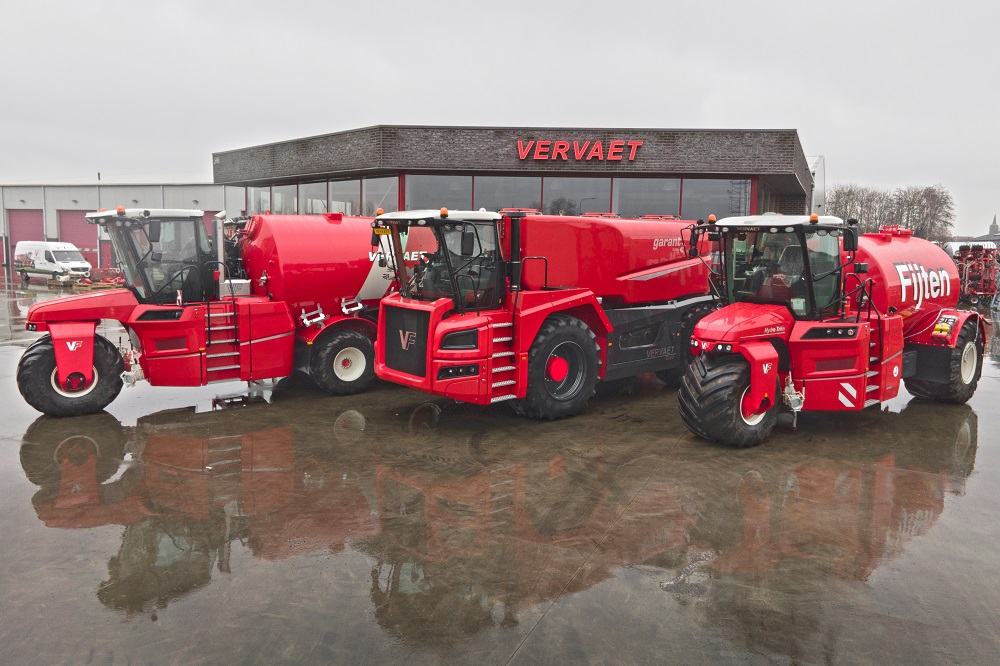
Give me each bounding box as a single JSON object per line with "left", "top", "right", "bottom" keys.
{"left": 16, "top": 334, "right": 125, "bottom": 417}
{"left": 310, "top": 329, "right": 375, "bottom": 395}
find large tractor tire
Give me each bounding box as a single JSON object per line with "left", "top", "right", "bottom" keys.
{"left": 17, "top": 334, "right": 125, "bottom": 417}
{"left": 520, "top": 314, "right": 600, "bottom": 420}
{"left": 678, "top": 354, "right": 780, "bottom": 448}
{"left": 310, "top": 329, "right": 376, "bottom": 395}
{"left": 904, "top": 320, "right": 984, "bottom": 404}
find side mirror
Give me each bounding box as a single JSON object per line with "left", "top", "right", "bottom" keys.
{"left": 461, "top": 228, "right": 476, "bottom": 257}
{"left": 689, "top": 247, "right": 699, "bottom": 258}
{"left": 147, "top": 220, "right": 161, "bottom": 243}
{"left": 843, "top": 228, "right": 858, "bottom": 252}
{"left": 371, "top": 231, "right": 380, "bottom": 247}
{"left": 854, "top": 262, "right": 869, "bottom": 274}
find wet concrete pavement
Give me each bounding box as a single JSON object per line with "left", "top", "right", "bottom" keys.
{"left": 2, "top": 277, "right": 1000, "bottom": 664}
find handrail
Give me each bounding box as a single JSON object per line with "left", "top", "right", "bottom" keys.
{"left": 520, "top": 256, "right": 549, "bottom": 289}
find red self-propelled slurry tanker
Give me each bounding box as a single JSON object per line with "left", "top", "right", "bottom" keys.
{"left": 371, "top": 208, "right": 715, "bottom": 419}
{"left": 17, "top": 208, "right": 412, "bottom": 417}
{"left": 678, "top": 214, "right": 986, "bottom": 447}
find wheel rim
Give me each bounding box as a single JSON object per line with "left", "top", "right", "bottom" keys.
{"left": 333, "top": 347, "right": 366, "bottom": 382}
{"left": 960, "top": 341, "right": 978, "bottom": 384}
{"left": 543, "top": 341, "right": 586, "bottom": 400}
{"left": 739, "top": 386, "right": 766, "bottom": 426}
{"left": 50, "top": 366, "right": 99, "bottom": 399}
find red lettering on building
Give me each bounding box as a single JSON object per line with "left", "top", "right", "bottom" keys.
{"left": 607, "top": 140, "right": 624, "bottom": 161}
{"left": 518, "top": 139, "right": 643, "bottom": 161}
{"left": 627, "top": 140, "right": 643, "bottom": 160}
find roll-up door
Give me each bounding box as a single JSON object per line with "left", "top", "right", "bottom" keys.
{"left": 57, "top": 210, "right": 98, "bottom": 266}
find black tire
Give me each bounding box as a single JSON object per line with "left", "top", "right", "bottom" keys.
{"left": 521, "top": 315, "right": 599, "bottom": 420}
{"left": 51, "top": 272, "right": 59, "bottom": 281}
{"left": 310, "top": 328, "right": 375, "bottom": 395}
{"left": 17, "top": 334, "right": 124, "bottom": 417}
{"left": 678, "top": 354, "right": 780, "bottom": 448}
{"left": 904, "top": 320, "right": 984, "bottom": 403}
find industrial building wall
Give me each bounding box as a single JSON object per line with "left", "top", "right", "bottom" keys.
{"left": 1, "top": 184, "right": 246, "bottom": 273}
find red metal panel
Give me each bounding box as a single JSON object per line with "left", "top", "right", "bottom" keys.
{"left": 57, "top": 210, "right": 98, "bottom": 266}
{"left": 99, "top": 240, "right": 114, "bottom": 269}
{"left": 202, "top": 211, "right": 219, "bottom": 236}
{"left": 9, "top": 210, "right": 45, "bottom": 258}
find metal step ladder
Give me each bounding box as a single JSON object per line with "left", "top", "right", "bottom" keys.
{"left": 205, "top": 302, "right": 241, "bottom": 383}
{"left": 488, "top": 320, "right": 519, "bottom": 403}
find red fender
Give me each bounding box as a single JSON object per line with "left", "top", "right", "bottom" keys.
{"left": 739, "top": 341, "right": 780, "bottom": 417}
{"left": 296, "top": 314, "right": 377, "bottom": 345}
{"left": 48, "top": 321, "right": 98, "bottom": 388}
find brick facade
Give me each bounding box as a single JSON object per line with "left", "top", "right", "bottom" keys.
{"left": 213, "top": 125, "right": 813, "bottom": 203}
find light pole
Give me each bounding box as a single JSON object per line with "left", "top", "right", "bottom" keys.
{"left": 578, "top": 197, "right": 598, "bottom": 215}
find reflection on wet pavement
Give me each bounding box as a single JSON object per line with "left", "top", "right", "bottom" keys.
{"left": 1, "top": 283, "right": 1000, "bottom": 663}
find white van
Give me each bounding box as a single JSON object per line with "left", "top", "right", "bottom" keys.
{"left": 13, "top": 241, "right": 92, "bottom": 282}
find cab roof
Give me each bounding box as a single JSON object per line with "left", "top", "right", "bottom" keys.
{"left": 714, "top": 214, "right": 845, "bottom": 227}
{"left": 85, "top": 208, "right": 205, "bottom": 223}
{"left": 376, "top": 209, "right": 502, "bottom": 224}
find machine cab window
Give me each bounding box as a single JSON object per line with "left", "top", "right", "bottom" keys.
{"left": 725, "top": 225, "right": 843, "bottom": 319}
{"left": 105, "top": 213, "right": 213, "bottom": 304}
{"left": 378, "top": 210, "right": 504, "bottom": 313}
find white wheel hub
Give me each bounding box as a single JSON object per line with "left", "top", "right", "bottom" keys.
{"left": 333, "top": 347, "right": 366, "bottom": 382}
{"left": 960, "top": 341, "right": 977, "bottom": 384}
{"left": 50, "top": 367, "right": 99, "bottom": 399}
{"left": 739, "top": 386, "right": 766, "bottom": 426}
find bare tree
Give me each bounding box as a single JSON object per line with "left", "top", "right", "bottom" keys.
{"left": 827, "top": 183, "right": 954, "bottom": 241}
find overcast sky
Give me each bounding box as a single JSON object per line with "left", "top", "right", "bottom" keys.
{"left": 1, "top": 1, "right": 996, "bottom": 235}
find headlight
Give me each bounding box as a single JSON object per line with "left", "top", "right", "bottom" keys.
{"left": 441, "top": 329, "right": 478, "bottom": 350}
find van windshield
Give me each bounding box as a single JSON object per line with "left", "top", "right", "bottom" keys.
{"left": 52, "top": 250, "right": 86, "bottom": 262}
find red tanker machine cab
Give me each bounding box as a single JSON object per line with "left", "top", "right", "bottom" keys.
{"left": 678, "top": 214, "right": 986, "bottom": 447}
{"left": 17, "top": 208, "right": 401, "bottom": 417}
{"left": 372, "top": 208, "right": 716, "bottom": 419}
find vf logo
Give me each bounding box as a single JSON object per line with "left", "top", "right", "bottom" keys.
{"left": 399, "top": 330, "right": 417, "bottom": 351}
{"left": 66, "top": 341, "right": 84, "bottom": 351}
{"left": 762, "top": 363, "right": 773, "bottom": 374}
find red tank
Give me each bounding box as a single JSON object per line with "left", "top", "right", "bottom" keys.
{"left": 855, "top": 226, "right": 960, "bottom": 338}
{"left": 518, "top": 215, "right": 710, "bottom": 305}
{"left": 240, "top": 213, "right": 389, "bottom": 314}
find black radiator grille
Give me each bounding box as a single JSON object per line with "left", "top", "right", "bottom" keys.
{"left": 384, "top": 306, "right": 430, "bottom": 377}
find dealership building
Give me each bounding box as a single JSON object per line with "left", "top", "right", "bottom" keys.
{"left": 211, "top": 125, "right": 816, "bottom": 220}
{"left": 2, "top": 125, "right": 816, "bottom": 273}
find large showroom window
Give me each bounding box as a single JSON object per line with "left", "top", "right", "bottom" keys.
{"left": 681, "top": 179, "right": 750, "bottom": 221}
{"left": 299, "top": 182, "right": 327, "bottom": 214}
{"left": 542, "top": 177, "right": 611, "bottom": 216}
{"left": 612, "top": 178, "right": 681, "bottom": 218}
{"left": 271, "top": 185, "right": 297, "bottom": 214}
{"left": 329, "top": 179, "right": 361, "bottom": 215}
{"left": 473, "top": 176, "right": 542, "bottom": 212}
{"left": 405, "top": 175, "right": 473, "bottom": 210}
{"left": 247, "top": 187, "right": 270, "bottom": 214}
{"left": 362, "top": 176, "right": 399, "bottom": 215}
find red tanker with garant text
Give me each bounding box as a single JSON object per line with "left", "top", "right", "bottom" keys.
{"left": 17, "top": 208, "right": 420, "bottom": 417}
{"left": 372, "top": 209, "right": 714, "bottom": 419}
{"left": 678, "top": 215, "right": 986, "bottom": 447}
